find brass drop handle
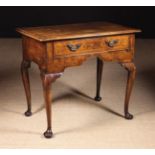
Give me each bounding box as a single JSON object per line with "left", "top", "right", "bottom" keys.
{"left": 105, "top": 39, "right": 119, "bottom": 47}
{"left": 67, "top": 44, "right": 81, "bottom": 52}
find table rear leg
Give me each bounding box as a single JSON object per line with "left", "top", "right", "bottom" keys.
{"left": 21, "top": 60, "right": 32, "bottom": 116}
{"left": 94, "top": 58, "right": 104, "bottom": 101}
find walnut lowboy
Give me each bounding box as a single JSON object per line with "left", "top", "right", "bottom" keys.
{"left": 17, "top": 22, "right": 141, "bottom": 138}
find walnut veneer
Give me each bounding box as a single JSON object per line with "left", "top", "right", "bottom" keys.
{"left": 17, "top": 22, "right": 141, "bottom": 138}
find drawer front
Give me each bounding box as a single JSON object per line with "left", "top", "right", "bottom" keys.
{"left": 54, "top": 35, "right": 130, "bottom": 57}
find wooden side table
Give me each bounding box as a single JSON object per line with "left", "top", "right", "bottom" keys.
{"left": 17, "top": 22, "right": 141, "bottom": 138}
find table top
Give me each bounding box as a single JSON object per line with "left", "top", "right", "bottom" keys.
{"left": 17, "top": 22, "right": 141, "bottom": 42}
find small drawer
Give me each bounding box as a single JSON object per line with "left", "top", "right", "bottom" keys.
{"left": 54, "top": 35, "right": 130, "bottom": 57}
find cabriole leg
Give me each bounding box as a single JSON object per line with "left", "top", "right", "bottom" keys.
{"left": 40, "top": 71, "right": 63, "bottom": 138}
{"left": 121, "top": 62, "right": 136, "bottom": 120}
{"left": 21, "top": 60, "right": 32, "bottom": 116}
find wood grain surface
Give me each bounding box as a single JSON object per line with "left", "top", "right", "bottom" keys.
{"left": 17, "top": 22, "right": 141, "bottom": 42}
